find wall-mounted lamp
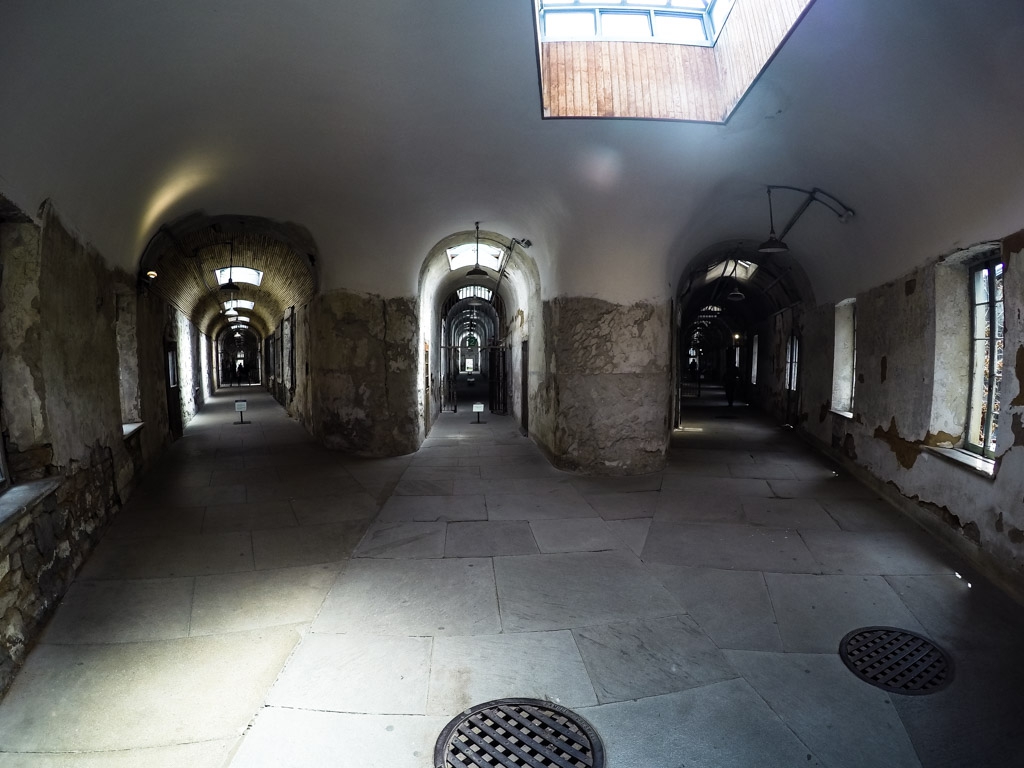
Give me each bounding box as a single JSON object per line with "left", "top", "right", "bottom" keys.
{"left": 145, "top": 269, "right": 158, "bottom": 279}
{"left": 758, "top": 185, "right": 855, "bottom": 254}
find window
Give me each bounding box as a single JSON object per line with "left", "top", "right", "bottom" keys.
{"left": 538, "top": 0, "right": 736, "bottom": 46}
{"left": 966, "top": 257, "right": 1004, "bottom": 457}
{"left": 832, "top": 299, "right": 856, "bottom": 414}
{"left": 750, "top": 334, "right": 758, "bottom": 385}
{"left": 786, "top": 333, "right": 799, "bottom": 391}
{"left": 223, "top": 300, "right": 255, "bottom": 311}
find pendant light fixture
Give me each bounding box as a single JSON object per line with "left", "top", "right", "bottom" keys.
{"left": 758, "top": 188, "right": 789, "bottom": 254}
{"left": 467, "top": 222, "right": 487, "bottom": 277}
{"left": 220, "top": 241, "right": 241, "bottom": 292}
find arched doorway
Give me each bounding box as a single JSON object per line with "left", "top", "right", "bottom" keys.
{"left": 675, "top": 241, "right": 814, "bottom": 424}
{"left": 418, "top": 225, "right": 541, "bottom": 437}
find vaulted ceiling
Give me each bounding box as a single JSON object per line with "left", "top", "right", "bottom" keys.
{"left": 2, "top": 0, "right": 1022, "bottom": 309}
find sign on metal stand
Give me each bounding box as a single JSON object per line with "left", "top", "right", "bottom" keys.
{"left": 235, "top": 399, "right": 248, "bottom": 425}
{"left": 472, "top": 402, "right": 484, "bottom": 424}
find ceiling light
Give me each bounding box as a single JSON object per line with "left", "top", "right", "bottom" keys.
{"left": 220, "top": 242, "right": 241, "bottom": 293}
{"left": 145, "top": 269, "right": 158, "bottom": 279}
{"left": 225, "top": 308, "right": 238, "bottom": 316}
{"left": 758, "top": 188, "right": 789, "bottom": 254}
{"left": 467, "top": 221, "right": 488, "bottom": 277}
{"left": 727, "top": 289, "right": 745, "bottom": 301}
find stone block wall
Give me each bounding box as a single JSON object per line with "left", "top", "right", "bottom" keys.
{"left": 536, "top": 297, "right": 671, "bottom": 474}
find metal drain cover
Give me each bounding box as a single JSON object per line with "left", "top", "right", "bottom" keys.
{"left": 434, "top": 698, "right": 604, "bottom": 768}
{"left": 839, "top": 626, "right": 954, "bottom": 695}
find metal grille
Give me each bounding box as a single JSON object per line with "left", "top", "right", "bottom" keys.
{"left": 839, "top": 626, "right": 953, "bottom": 695}
{"left": 435, "top": 698, "right": 604, "bottom": 768}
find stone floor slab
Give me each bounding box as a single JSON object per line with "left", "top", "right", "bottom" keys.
{"left": 801, "top": 529, "right": 957, "bottom": 575}
{"left": 78, "top": 531, "right": 255, "bottom": 579}
{"left": 378, "top": 494, "right": 486, "bottom": 522}
{"left": 228, "top": 707, "right": 448, "bottom": 768}
{"left": 426, "top": 630, "right": 597, "bottom": 715}
{"left": 353, "top": 521, "right": 447, "bottom": 559}
{"left": 485, "top": 488, "right": 597, "bottom": 520}
{"left": 574, "top": 615, "right": 737, "bottom": 703}
{"left": 581, "top": 679, "right": 824, "bottom": 768}
{"left": 765, "top": 572, "right": 927, "bottom": 653}
{"left": 494, "top": 550, "right": 681, "bottom": 632}
{"left": 268, "top": 633, "right": 431, "bottom": 714}
{"left": 642, "top": 521, "right": 820, "bottom": 573}
{"left": 251, "top": 520, "right": 368, "bottom": 569}
{"left": 444, "top": 520, "right": 539, "bottom": 557}
{"left": 190, "top": 564, "right": 337, "bottom": 635}
{"left": 313, "top": 558, "right": 501, "bottom": 636}
{"left": 530, "top": 518, "right": 618, "bottom": 553}
{"left": 726, "top": 650, "right": 921, "bottom": 768}
{"left": 0, "top": 739, "right": 238, "bottom": 768}
{"left": 0, "top": 627, "right": 301, "bottom": 751}
{"left": 40, "top": 577, "right": 194, "bottom": 644}
{"left": 584, "top": 491, "right": 659, "bottom": 520}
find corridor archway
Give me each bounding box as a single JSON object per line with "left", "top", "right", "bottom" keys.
{"left": 675, "top": 241, "right": 813, "bottom": 425}
{"left": 418, "top": 227, "right": 542, "bottom": 437}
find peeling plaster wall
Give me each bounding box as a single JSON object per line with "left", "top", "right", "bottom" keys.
{"left": 796, "top": 241, "right": 1024, "bottom": 599}
{"left": 535, "top": 297, "right": 670, "bottom": 475}
{"left": 308, "top": 290, "right": 420, "bottom": 456}
{"left": 174, "top": 309, "right": 205, "bottom": 424}
{"left": 0, "top": 206, "right": 177, "bottom": 697}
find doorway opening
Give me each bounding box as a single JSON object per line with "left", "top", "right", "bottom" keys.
{"left": 418, "top": 227, "right": 542, "bottom": 437}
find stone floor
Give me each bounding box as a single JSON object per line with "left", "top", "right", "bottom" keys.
{"left": 0, "top": 389, "right": 1023, "bottom": 767}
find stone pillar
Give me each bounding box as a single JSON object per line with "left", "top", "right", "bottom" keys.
{"left": 308, "top": 290, "right": 421, "bottom": 456}
{"left": 539, "top": 297, "right": 670, "bottom": 475}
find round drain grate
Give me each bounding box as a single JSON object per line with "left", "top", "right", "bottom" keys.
{"left": 434, "top": 698, "right": 604, "bottom": 768}
{"left": 839, "top": 626, "right": 954, "bottom": 695}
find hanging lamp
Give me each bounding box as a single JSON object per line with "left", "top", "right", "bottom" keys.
{"left": 220, "top": 242, "right": 241, "bottom": 292}
{"left": 467, "top": 222, "right": 487, "bottom": 277}
{"left": 758, "top": 188, "right": 789, "bottom": 254}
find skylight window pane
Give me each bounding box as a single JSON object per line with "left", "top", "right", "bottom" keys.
{"left": 446, "top": 243, "right": 503, "bottom": 272}
{"left": 544, "top": 11, "right": 597, "bottom": 39}
{"left": 670, "top": 0, "right": 708, "bottom": 9}
{"left": 654, "top": 12, "right": 706, "bottom": 43}
{"left": 214, "top": 267, "right": 263, "bottom": 287}
{"left": 601, "top": 11, "right": 653, "bottom": 40}
{"left": 223, "top": 300, "right": 255, "bottom": 311}
{"left": 235, "top": 316, "right": 250, "bottom": 323}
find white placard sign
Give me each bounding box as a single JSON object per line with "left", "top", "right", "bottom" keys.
{"left": 235, "top": 400, "right": 247, "bottom": 412}
{"left": 473, "top": 403, "right": 484, "bottom": 413}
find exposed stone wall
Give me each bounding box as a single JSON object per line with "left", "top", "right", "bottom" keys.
{"left": 307, "top": 290, "right": 420, "bottom": 456}
{"left": 535, "top": 297, "right": 670, "bottom": 475}
{"left": 0, "top": 206, "right": 177, "bottom": 698}
{"left": 793, "top": 239, "right": 1024, "bottom": 599}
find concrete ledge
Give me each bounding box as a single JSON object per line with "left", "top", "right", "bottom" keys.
{"left": 0, "top": 478, "right": 61, "bottom": 533}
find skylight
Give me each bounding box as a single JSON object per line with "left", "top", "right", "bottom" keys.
{"left": 231, "top": 323, "right": 248, "bottom": 330}
{"left": 457, "top": 285, "right": 493, "bottom": 302}
{"left": 706, "top": 259, "right": 758, "bottom": 282}
{"left": 538, "top": 0, "right": 736, "bottom": 46}
{"left": 215, "top": 266, "right": 263, "bottom": 287}
{"left": 235, "top": 316, "right": 250, "bottom": 323}
{"left": 447, "top": 243, "right": 503, "bottom": 272}
{"left": 223, "top": 300, "right": 255, "bottom": 311}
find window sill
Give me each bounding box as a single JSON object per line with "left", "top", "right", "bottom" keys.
{"left": 925, "top": 446, "right": 995, "bottom": 478}
{"left": 830, "top": 409, "right": 854, "bottom": 419}
{"left": 122, "top": 422, "right": 144, "bottom": 439}
{"left": 0, "top": 478, "right": 61, "bottom": 533}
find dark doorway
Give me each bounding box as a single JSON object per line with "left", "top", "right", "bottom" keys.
{"left": 164, "top": 342, "right": 183, "bottom": 439}
{"left": 520, "top": 338, "right": 529, "bottom": 435}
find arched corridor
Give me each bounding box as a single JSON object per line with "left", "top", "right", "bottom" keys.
{"left": 0, "top": 390, "right": 1021, "bottom": 766}
{"left": 4, "top": 1, "right": 1024, "bottom": 764}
